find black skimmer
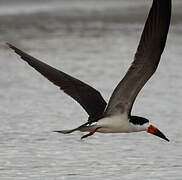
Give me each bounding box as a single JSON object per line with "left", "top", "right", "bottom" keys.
{"left": 7, "top": 0, "right": 171, "bottom": 141}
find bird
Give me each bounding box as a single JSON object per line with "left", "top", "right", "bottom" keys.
{"left": 7, "top": 0, "right": 171, "bottom": 141}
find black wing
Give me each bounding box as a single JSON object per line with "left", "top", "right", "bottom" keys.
{"left": 7, "top": 43, "right": 107, "bottom": 120}
{"left": 104, "top": 0, "right": 171, "bottom": 116}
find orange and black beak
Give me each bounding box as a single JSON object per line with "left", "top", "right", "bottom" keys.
{"left": 147, "top": 125, "right": 169, "bottom": 142}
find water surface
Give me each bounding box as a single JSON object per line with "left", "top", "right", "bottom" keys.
{"left": 0, "top": 0, "right": 182, "bottom": 179}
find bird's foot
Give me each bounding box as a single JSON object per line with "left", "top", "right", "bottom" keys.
{"left": 81, "top": 127, "right": 101, "bottom": 139}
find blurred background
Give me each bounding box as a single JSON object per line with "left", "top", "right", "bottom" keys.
{"left": 0, "top": 0, "right": 182, "bottom": 179}
{"left": 0, "top": 0, "right": 182, "bottom": 42}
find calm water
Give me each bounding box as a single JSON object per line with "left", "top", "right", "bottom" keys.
{"left": 0, "top": 0, "right": 182, "bottom": 179}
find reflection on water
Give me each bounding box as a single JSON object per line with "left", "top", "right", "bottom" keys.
{"left": 0, "top": 0, "right": 182, "bottom": 179}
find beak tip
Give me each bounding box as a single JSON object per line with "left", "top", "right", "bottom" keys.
{"left": 147, "top": 125, "right": 170, "bottom": 142}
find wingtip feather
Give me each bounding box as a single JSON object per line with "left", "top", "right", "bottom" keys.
{"left": 6, "top": 42, "right": 18, "bottom": 53}
{"left": 6, "top": 42, "right": 13, "bottom": 49}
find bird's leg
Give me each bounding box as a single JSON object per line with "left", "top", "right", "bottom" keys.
{"left": 81, "top": 127, "right": 101, "bottom": 139}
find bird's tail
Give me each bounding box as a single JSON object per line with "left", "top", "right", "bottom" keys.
{"left": 53, "top": 128, "right": 78, "bottom": 134}
{"left": 53, "top": 122, "right": 89, "bottom": 134}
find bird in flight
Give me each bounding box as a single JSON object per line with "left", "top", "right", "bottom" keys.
{"left": 8, "top": 0, "right": 171, "bottom": 141}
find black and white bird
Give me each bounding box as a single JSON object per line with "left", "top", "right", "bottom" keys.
{"left": 8, "top": 0, "right": 171, "bottom": 141}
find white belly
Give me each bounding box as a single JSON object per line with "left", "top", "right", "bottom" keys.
{"left": 96, "top": 114, "right": 141, "bottom": 133}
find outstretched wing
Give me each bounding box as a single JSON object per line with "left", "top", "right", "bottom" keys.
{"left": 104, "top": 0, "right": 171, "bottom": 116}
{"left": 8, "top": 43, "right": 107, "bottom": 119}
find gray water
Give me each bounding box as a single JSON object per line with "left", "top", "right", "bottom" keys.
{"left": 0, "top": 0, "right": 182, "bottom": 179}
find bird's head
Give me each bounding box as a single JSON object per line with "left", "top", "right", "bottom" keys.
{"left": 130, "top": 116, "right": 169, "bottom": 142}
{"left": 147, "top": 124, "right": 169, "bottom": 142}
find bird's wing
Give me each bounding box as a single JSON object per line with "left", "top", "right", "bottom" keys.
{"left": 104, "top": 0, "right": 171, "bottom": 116}
{"left": 7, "top": 43, "right": 107, "bottom": 119}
